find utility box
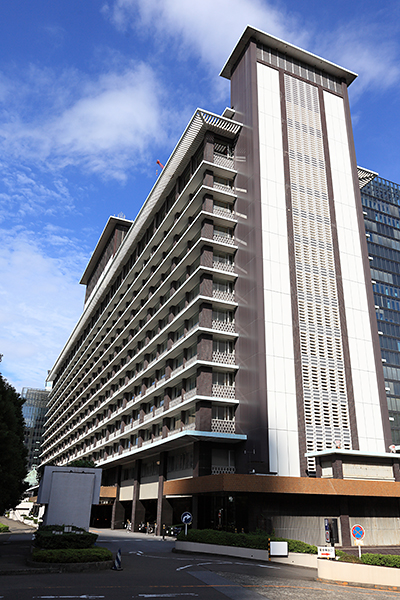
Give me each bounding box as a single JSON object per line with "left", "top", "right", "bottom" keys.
{"left": 37, "top": 466, "right": 102, "bottom": 530}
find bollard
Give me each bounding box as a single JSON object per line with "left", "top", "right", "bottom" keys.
{"left": 111, "top": 548, "right": 123, "bottom": 570}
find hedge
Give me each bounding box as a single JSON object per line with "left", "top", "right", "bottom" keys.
{"left": 361, "top": 553, "right": 400, "bottom": 568}
{"left": 0, "top": 523, "right": 9, "bottom": 533}
{"left": 34, "top": 525, "right": 98, "bottom": 550}
{"left": 176, "top": 529, "right": 317, "bottom": 554}
{"left": 31, "top": 547, "right": 112, "bottom": 564}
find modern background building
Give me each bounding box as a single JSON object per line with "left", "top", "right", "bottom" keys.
{"left": 362, "top": 174, "right": 400, "bottom": 444}
{"left": 40, "top": 26, "right": 400, "bottom": 546}
{"left": 22, "top": 387, "right": 49, "bottom": 471}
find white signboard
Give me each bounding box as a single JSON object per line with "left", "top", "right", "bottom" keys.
{"left": 318, "top": 546, "right": 335, "bottom": 559}
{"left": 269, "top": 541, "right": 288, "bottom": 557}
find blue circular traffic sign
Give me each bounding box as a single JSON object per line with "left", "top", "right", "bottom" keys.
{"left": 181, "top": 511, "right": 192, "bottom": 525}
{"left": 351, "top": 524, "right": 365, "bottom": 540}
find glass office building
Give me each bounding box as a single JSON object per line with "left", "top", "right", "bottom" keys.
{"left": 362, "top": 175, "right": 400, "bottom": 444}
{"left": 22, "top": 387, "right": 49, "bottom": 470}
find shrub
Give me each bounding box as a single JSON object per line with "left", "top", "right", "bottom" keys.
{"left": 34, "top": 525, "right": 97, "bottom": 550}
{"left": 31, "top": 547, "right": 112, "bottom": 564}
{"left": 336, "top": 550, "right": 362, "bottom": 563}
{"left": 361, "top": 553, "right": 400, "bottom": 568}
{"left": 176, "top": 529, "right": 317, "bottom": 554}
{"left": 0, "top": 523, "right": 9, "bottom": 533}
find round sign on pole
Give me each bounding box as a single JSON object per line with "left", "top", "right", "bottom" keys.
{"left": 351, "top": 524, "right": 365, "bottom": 540}
{"left": 181, "top": 511, "right": 192, "bottom": 536}
{"left": 181, "top": 511, "right": 192, "bottom": 525}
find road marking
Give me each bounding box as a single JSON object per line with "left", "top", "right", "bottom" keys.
{"left": 176, "top": 565, "right": 194, "bottom": 571}
{"left": 33, "top": 596, "right": 105, "bottom": 599}
{"left": 137, "top": 595, "right": 198, "bottom": 598}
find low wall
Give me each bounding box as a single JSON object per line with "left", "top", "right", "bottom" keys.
{"left": 175, "top": 541, "right": 269, "bottom": 561}
{"left": 272, "top": 553, "right": 318, "bottom": 569}
{"left": 318, "top": 558, "right": 400, "bottom": 589}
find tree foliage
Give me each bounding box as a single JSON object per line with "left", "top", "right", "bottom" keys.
{"left": 0, "top": 355, "right": 28, "bottom": 513}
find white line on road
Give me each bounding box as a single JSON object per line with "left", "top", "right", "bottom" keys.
{"left": 33, "top": 596, "right": 105, "bottom": 599}
{"left": 176, "top": 564, "right": 194, "bottom": 570}
{"left": 136, "top": 594, "right": 198, "bottom": 598}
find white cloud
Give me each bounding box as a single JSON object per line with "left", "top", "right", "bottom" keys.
{"left": 104, "top": 0, "right": 400, "bottom": 103}
{"left": 316, "top": 22, "right": 400, "bottom": 100}
{"left": 0, "top": 62, "right": 170, "bottom": 181}
{"left": 0, "top": 228, "right": 87, "bottom": 391}
{"left": 104, "top": 0, "right": 308, "bottom": 72}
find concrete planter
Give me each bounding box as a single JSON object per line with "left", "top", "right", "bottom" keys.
{"left": 175, "top": 540, "right": 269, "bottom": 561}
{"left": 318, "top": 558, "right": 400, "bottom": 589}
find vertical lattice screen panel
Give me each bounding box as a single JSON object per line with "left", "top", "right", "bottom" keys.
{"left": 284, "top": 74, "right": 352, "bottom": 472}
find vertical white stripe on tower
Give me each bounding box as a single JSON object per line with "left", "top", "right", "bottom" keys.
{"left": 257, "top": 62, "right": 300, "bottom": 476}
{"left": 323, "top": 90, "right": 385, "bottom": 453}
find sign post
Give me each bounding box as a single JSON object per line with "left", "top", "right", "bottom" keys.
{"left": 351, "top": 524, "right": 365, "bottom": 558}
{"left": 181, "top": 511, "right": 192, "bottom": 536}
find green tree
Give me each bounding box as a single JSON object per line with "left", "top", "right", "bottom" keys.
{"left": 0, "top": 355, "right": 28, "bottom": 513}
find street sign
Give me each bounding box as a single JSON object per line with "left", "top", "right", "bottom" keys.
{"left": 318, "top": 546, "right": 335, "bottom": 559}
{"left": 181, "top": 511, "right": 192, "bottom": 536}
{"left": 181, "top": 512, "right": 192, "bottom": 525}
{"left": 351, "top": 524, "right": 365, "bottom": 540}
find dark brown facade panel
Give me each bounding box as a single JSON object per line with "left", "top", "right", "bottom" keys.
{"left": 340, "top": 81, "right": 392, "bottom": 450}
{"left": 231, "top": 40, "right": 270, "bottom": 473}
{"left": 317, "top": 86, "right": 359, "bottom": 451}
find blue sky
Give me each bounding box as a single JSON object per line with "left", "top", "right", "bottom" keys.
{"left": 1, "top": 0, "right": 400, "bottom": 391}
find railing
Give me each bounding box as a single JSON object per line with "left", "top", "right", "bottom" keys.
{"left": 214, "top": 182, "right": 234, "bottom": 193}
{"left": 212, "top": 290, "right": 235, "bottom": 302}
{"left": 213, "top": 233, "right": 235, "bottom": 246}
{"left": 212, "top": 465, "right": 236, "bottom": 474}
{"left": 212, "top": 319, "right": 235, "bottom": 332}
{"left": 212, "top": 261, "right": 235, "bottom": 273}
{"left": 214, "top": 153, "right": 234, "bottom": 168}
{"left": 182, "top": 422, "right": 196, "bottom": 431}
{"left": 212, "top": 351, "right": 236, "bottom": 365}
{"left": 213, "top": 206, "right": 234, "bottom": 218}
{"left": 184, "top": 388, "right": 197, "bottom": 401}
{"left": 212, "top": 384, "right": 236, "bottom": 399}
{"left": 185, "top": 354, "right": 198, "bottom": 368}
{"left": 169, "top": 396, "right": 182, "bottom": 408}
{"left": 154, "top": 406, "right": 164, "bottom": 417}
{"left": 211, "top": 419, "right": 235, "bottom": 434}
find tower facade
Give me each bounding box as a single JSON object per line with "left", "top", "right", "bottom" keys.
{"left": 222, "top": 28, "right": 392, "bottom": 477}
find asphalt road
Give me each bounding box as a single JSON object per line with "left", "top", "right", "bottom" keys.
{"left": 1, "top": 529, "right": 400, "bottom": 600}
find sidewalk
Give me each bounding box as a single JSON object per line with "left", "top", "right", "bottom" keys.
{"left": 0, "top": 516, "right": 41, "bottom": 575}
{"left": 0, "top": 515, "right": 37, "bottom": 534}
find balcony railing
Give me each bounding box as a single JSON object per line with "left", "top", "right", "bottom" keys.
{"left": 213, "top": 261, "right": 235, "bottom": 273}
{"left": 212, "top": 384, "right": 236, "bottom": 399}
{"left": 183, "top": 388, "right": 197, "bottom": 401}
{"left": 213, "top": 233, "right": 235, "bottom": 246}
{"left": 212, "top": 319, "right": 235, "bottom": 333}
{"left": 213, "top": 153, "right": 234, "bottom": 169}
{"left": 212, "top": 351, "right": 236, "bottom": 365}
{"left": 169, "top": 396, "right": 182, "bottom": 409}
{"left": 212, "top": 465, "right": 236, "bottom": 474}
{"left": 212, "top": 290, "right": 235, "bottom": 302}
{"left": 211, "top": 418, "right": 235, "bottom": 434}
{"left": 214, "top": 182, "right": 234, "bottom": 194}
{"left": 213, "top": 205, "right": 234, "bottom": 218}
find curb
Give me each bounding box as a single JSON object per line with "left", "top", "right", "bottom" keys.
{"left": 25, "top": 559, "right": 114, "bottom": 573}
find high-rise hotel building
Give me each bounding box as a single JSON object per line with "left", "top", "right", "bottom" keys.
{"left": 41, "top": 27, "right": 400, "bottom": 546}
